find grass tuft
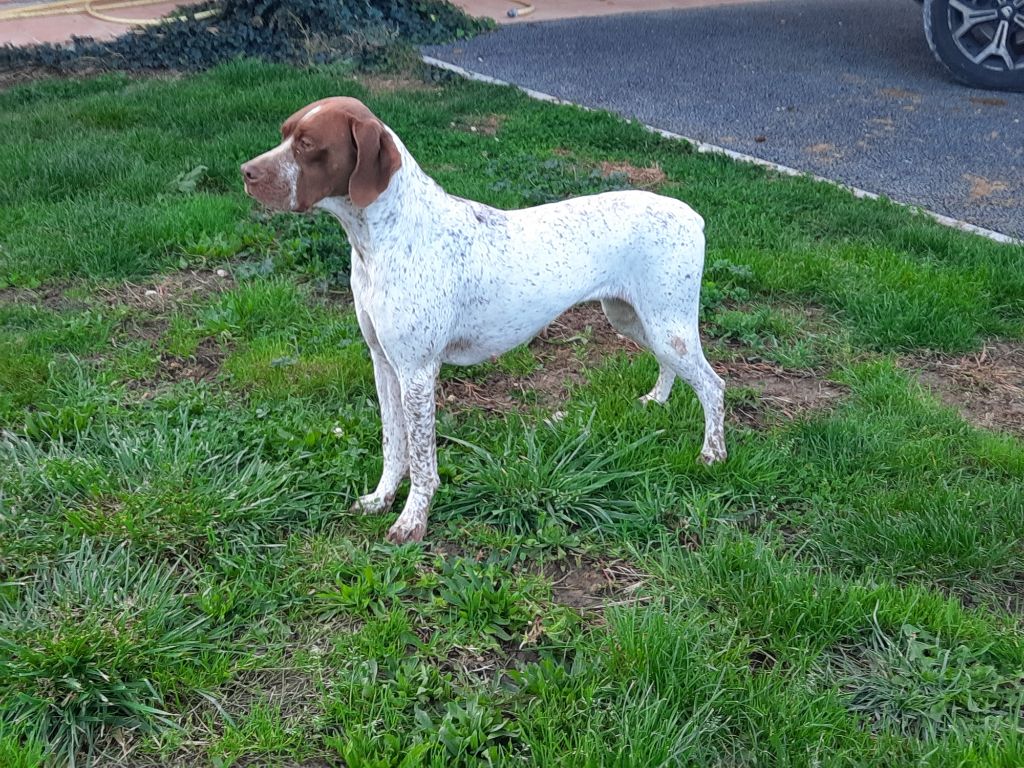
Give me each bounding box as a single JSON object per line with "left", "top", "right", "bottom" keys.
{"left": 0, "top": 541, "right": 214, "bottom": 765}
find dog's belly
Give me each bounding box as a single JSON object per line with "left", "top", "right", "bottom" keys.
{"left": 441, "top": 320, "right": 548, "bottom": 365}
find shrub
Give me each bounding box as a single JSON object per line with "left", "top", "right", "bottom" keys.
{"left": 0, "top": 0, "right": 492, "bottom": 74}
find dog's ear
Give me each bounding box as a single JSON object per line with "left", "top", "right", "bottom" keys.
{"left": 349, "top": 118, "right": 402, "bottom": 208}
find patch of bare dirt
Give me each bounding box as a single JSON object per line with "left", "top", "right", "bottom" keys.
{"left": 443, "top": 645, "right": 523, "bottom": 683}
{"left": 543, "top": 557, "right": 648, "bottom": 611}
{"left": 109, "top": 270, "right": 233, "bottom": 392}
{"left": 964, "top": 172, "right": 1011, "bottom": 201}
{"left": 158, "top": 337, "right": 224, "bottom": 383}
{"left": 997, "top": 575, "right": 1024, "bottom": 615}
{"left": 218, "top": 667, "right": 322, "bottom": 722}
{"left": 969, "top": 95, "right": 1007, "bottom": 107}
{"left": 450, "top": 114, "right": 504, "bottom": 136}
{"left": 748, "top": 647, "right": 779, "bottom": 672}
{"left": 720, "top": 359, "right": 848, "bottom": 427}
{"left": 0, "top": 281, "right": 79, "bottom": 310}
{"left": 0, "top": 268, "right": 231, "bottom": 314}
{"left": 908, "top": 341, "right": 1024, "bottom": 436}
{"left": 599, "top": 160, "right": 667, "bottom": 189}
{"left": 438, "top": 304, "right": 847, "bottom": 427}
{"left": 438, "top": 302, "right": 641, "bottom": 413}
{"left": 939, "top": 576, "right": 1024, "bottom": 618}
{"left": 438, "top": 558, "right": 652, "bottom": 683}
{"left": 98, "top": 268, "right": 233, "bottom": 311}
{"left": 878, "top": 86, "right": 922, "bottom": 102}
{"left": 805, "top": 142, "right": 843, "bottom": 164}
{"left": 122, "top": 337, "right": 226, "bottom": 402}
{"left": 361, "top": 73, "right": 439, "bottom": 94}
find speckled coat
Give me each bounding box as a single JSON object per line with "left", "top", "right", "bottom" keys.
{"left": 242, "top": 98, "right": 726, "bottom": 544}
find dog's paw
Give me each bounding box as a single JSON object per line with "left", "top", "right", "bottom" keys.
{"left": 698, "top": 446, "right": 727, "bottom": 465}
{"left": 638, "top": 391, "right": 670, "bottom": 406}
{"left": 386, "top": 515, "right": 427, "bottom": 545}
{"left": 350, "top": 491, "right": 395, "bottom": 515}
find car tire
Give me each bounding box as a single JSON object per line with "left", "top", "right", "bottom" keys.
{"left": 923, "top": 0, "right": 1024, "bottom": 91}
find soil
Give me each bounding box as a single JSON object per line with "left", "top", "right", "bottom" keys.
{"left": 543, "top": 556, "right": 647, "bottom": 611}
{"left": 909, "top": 341, "right": 1024, "bottom": 436}
{"left": 720, "top": 359, "right": 849, "bottom": 427}
{"left": 437, "top": 302, "right": 641, "bottom": 413}
{"left": 598, "top": 160, "right": 667, "bottom": 189}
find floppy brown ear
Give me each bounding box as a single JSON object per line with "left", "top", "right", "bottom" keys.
{"left": 349, "top": 119, "right": 402, "bottom": 207}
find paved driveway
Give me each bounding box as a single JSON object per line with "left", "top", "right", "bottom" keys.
{"left": 425, "top": 0, "right": 1024, "bottom": 239}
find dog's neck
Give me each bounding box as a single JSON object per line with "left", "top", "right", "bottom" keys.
{"left": 315, "top": 128, "right": 444, "bottom": 259}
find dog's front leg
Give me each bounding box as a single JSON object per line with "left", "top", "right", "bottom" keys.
{"left": 352, "top": 347, "right": 408, "bottom": 514}
{"left": 386, "top": 365, "right": 441, "bottom": 544}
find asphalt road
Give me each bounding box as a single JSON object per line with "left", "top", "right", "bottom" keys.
{"left": 424, "top": 0, "right": 1024, "bottom": 239}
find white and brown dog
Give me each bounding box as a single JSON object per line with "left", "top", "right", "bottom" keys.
{"left": 242, "top": 97, "right": 726, "bottom": 544}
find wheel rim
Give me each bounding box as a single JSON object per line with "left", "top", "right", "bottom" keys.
{"left": 947, "top": 0, "right": 1024, "bottom": 72}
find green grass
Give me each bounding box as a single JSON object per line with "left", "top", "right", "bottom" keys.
{"left": 1, "top": 59, "right": 1023, "bottom": 766}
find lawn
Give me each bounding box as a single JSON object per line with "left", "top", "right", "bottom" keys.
{"left": 1, "top": 58, "right": 1024, "bottom": 767}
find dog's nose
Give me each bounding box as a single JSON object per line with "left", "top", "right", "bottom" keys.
{"left": 241, "top": 162, "right": 260, "bottom": 183}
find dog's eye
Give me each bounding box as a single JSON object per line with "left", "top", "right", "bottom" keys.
{"left": 296, "top": 136, "right": 315, "bottom": 153}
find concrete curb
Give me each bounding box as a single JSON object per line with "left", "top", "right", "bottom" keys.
{"left": 422, "top": 55, "right": 1022, "bottom": 247}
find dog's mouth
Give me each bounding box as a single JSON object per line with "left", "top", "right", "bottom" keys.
{"left": 241, "top": 177, "right": 295, "bottom": 212}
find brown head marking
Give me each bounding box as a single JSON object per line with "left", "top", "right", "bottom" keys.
{"left": 241, "top": 97, "right": 402, "bottom": 212}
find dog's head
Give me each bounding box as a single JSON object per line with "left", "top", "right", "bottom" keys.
{"left": 241, "top": 97, "right": 402, "bottom": 212}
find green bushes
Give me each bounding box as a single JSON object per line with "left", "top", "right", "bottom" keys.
{"left": 0, "top": 0, "right": 491, "bottom": 73}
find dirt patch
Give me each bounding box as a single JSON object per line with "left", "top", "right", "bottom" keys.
{"left": 996, "top": 575, "right": 1024, "bottom": 615}
{"left": 599, "top": 160, "right": 667, "bottom": 189}
{"left": 157, "top": 337, "right": 224, "bottom": 384}
{"left": 217, "top": 667, "right": 322, "bottom": 722}
{"left": 443, "top": 645, "right": 520, "bottom": 682}
{"left": 98, "top": 268, "right": 233, "bottom": 311}
{"left": 878, "top": 86, "right": 921, "bottom": 102}
{"left": 0, "top": 268, "right": 231, "bottom": 315}
{"left": 123, "top": 337, "right": 225, "bottom": 401}
{"left": 963, "top": 173, "right": 1011, "bottom": 201}
{"left": 451, "top": 114, "right": 504, "bottom": 136}
{"left": 543, "top": 557, "right": 647, "bottom": 611}
{"left": 437, "top": 304, "right": 846, "bottom": 426}
{"left": 361, "top": 73, "right": 439, "bottom": 94}
{"left": 720, "top": 359, "right": 848, "bottom": 427}
{"left": 805, "top": 142, "right": 843, "bottom": 164}
{"left": 438, "top": 302, "right": 641, "bottom": 413}
{"left": 941, "top": 577, "right": 1024, "bottom": 618}
{"left": 748, "top": 647, "right": 778, "bottom": 672}
{"left": 109, "top": 270, "right": 232, "bottom": 392}
{"left": 908, "top": 342, "right": 1024, "bottom": 436}
{"left": 0, "top": 281, "right": 80, "bottom": 311}
{"left": 969, "top": 96, "right": 1007, "bottom": 107}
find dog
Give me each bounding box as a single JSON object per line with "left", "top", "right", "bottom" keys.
{"left": 241, "top": 97, "right": 726, "bottom": 544}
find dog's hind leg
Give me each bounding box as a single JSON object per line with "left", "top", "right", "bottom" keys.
{"left": 644, "top": 321, "right": 727, "bottom": 465}
{"left": 601, "top": 298, "right": 676, "bottom": 404}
